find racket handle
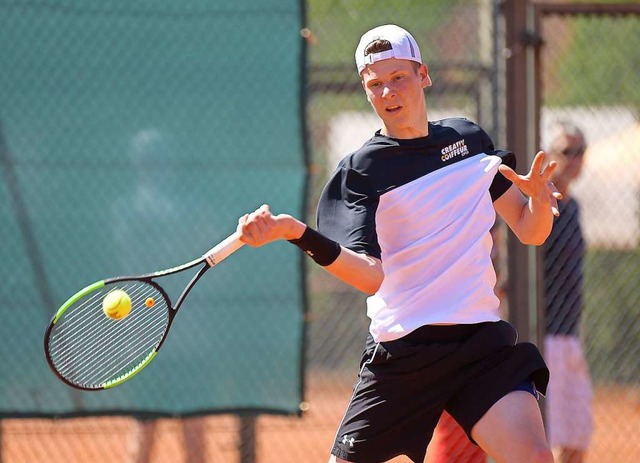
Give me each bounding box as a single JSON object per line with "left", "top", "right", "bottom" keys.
{"left": 203, "top": 232, "right": 244, "bottom": 267}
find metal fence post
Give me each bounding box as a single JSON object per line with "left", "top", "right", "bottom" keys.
{"left": 239, "top": 415, "right": 256, "bottom": 463}
{"left": 503, "top": 0, "right": 543, "bottom": 346}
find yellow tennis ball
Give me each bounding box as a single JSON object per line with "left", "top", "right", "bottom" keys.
{"left": 103, "top": 290, "right": 132, "bottom": 320}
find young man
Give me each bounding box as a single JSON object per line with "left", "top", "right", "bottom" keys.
{"left": 543, "top": 121, "right": 592, "bottom": 463}
{"left": 237, "top": 25, "right": 559, "bottom": 463}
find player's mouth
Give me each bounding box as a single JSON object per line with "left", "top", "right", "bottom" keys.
{"left": 385, "top": 105, "right": 403, "bottom": 113}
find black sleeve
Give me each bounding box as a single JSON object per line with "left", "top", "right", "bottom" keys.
{"left": 316, "top": 165, "right": 381, "bottom": 259}
{"left": 489, "top": 149, "right": 516, "bottom": 201}
{"left": 478, "top": 127, "right": 517, "bottom": 201}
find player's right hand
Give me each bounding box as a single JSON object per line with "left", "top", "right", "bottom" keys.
{"left": 237, "top": 204, "right": 306, "bottom": 247}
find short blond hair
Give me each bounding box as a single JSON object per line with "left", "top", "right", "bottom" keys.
{"left": 547, "top": 121, "right": 586, "bottom": 152}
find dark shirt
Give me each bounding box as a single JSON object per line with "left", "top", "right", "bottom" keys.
{"left": 316, "top": 118, "right": 515, "bottom": 258}
{"left": 544, "top": 197, "right": 585, "bottom": 336}
{"left": 314, "top": 118, "right": 516, "bottom": 339}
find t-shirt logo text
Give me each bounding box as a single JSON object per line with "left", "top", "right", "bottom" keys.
{"left": 441, "top": 140, "right": 469, "bottom": 161}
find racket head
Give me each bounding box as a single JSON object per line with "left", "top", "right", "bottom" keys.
{"left": 44, "top": 278, "right": 173, "bottom": 391}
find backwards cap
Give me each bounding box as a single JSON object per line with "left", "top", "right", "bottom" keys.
{"left": 355, "top": 24, "right": 422, "bottom": 75}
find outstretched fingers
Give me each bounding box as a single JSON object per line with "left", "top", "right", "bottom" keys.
{"left": 498, "top": 163, "right": 518, "bottom": 183}
{"left": 530, "top": 151, "right": 546, "bottom": 177}
{"left": 499, "top": 151, "right": 563, "bottom": 217}
{"left": 534, "top": 151, "right": 559, "bottom": 181}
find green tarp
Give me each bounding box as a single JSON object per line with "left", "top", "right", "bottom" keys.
{"left": 0, "top": 0, "right": 306, "bottom": 417}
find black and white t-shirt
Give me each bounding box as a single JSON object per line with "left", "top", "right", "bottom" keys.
{"left": 317, "top": 118, "right": 515, "bottom": 341}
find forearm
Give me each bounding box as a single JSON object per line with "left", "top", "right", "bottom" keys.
{"left": 515, "top": 196, "right": 554, "bottom": 245}
{"left": 495, "top": 151, "right": 561, "bottom": 245}
{"left": 289, "top": 225, "right": 384, "bottom": 294}
{"left": 324, "top": 247, "right": 384, "bottom": 295}
{"left": 237, "top": 207, "right": 384, "bottom": 295}
{"left": 495, "top": 184, "right": 554, "bottom": 246}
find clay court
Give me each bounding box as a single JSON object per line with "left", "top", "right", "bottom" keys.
{"left": 2, "top": 3, "right": 639, "bottom": 463}
{"left": 3, "top": 377, "right": 639, "bottom": 463}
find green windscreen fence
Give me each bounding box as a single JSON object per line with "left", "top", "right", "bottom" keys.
{"left": 0, "top": 0, "right": 306, "bottom": 417}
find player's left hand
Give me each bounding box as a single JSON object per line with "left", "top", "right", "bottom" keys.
{"left": 499, "top": 151, "right": 563, "bottom": 216}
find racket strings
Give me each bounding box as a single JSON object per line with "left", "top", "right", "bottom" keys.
{"left": 51, "top": 282, "right": 167, "bottom": 387}
{"left": 54, "top": 283, "right": 161, "bottom": 366}
{"left": 48, "top": 281, "right": 170, "bottom": 389}
{"left": 61, "top": 282, "right": 167, "bottom": 384}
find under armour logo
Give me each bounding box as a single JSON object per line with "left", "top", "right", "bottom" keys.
{"left": 341, "top": 435, "right": 355, "bottom": 447}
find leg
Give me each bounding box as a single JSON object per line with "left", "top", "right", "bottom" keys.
{"left": 471, "top": 391, "right": 553, "bottom": 463}
{"left": 545, "top": 336, "right": 593, "bottom": 460}
{"left": 182, "top": 417, "right": 206, "bottom": 463}
{"left": 427, "top": 412, "right": 486, "bottom": 463}
{"left": 130, "top": 419, "right": 156, "bottom": 463}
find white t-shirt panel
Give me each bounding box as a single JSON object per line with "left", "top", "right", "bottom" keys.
{"left": 315, "top": 118, "right": 516, "bottom": 342}
{"left": 367, "top": 155, "right": 503, "bottom": 341}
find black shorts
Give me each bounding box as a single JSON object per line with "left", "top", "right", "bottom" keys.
{"left": 330, "top": 320, "right": 549, "bottom": 463}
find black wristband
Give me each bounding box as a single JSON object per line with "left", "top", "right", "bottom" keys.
{"left": 288, "top": 227, "right": 341, "bottom": 266}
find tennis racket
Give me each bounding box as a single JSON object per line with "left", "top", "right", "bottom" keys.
{"left": 44, "top": 232, "right": 244, "bottom": 391}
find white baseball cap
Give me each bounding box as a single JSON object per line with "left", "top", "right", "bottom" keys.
{"left": 355, "top": 24, "right": 422, "bottom": 75}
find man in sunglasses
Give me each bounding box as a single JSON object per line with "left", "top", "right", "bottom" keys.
{"left": 543, "top": 121, "right": 592, "bottom": 463}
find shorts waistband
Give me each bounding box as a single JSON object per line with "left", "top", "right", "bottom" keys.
{"left": 400, "top": 322, "right": 495, "bottom": 343}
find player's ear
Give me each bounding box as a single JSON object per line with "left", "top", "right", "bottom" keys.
{"left": 420, "top": 64, "right": 432, "bottom": 88}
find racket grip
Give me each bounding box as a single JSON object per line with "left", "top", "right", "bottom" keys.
{"left": 203, "top": 232, "right": 244, "bottom": 267}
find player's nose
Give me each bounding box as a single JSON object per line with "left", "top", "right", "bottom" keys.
{"left": 381, "top": 85, "right": 395, "bottom": 98}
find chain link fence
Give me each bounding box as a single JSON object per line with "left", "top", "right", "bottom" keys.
{"left": 1, "top": 1, "right": 639, "bottom": 462}
{"left": 1, "top": 0, "right": 307, "bottom": 461}
{"left": 536, "top": 5, "right": 640, "bottom": 462}
{"left": 302, "top": 2, "right": 503, "bottom": 462}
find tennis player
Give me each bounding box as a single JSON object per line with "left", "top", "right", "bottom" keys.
{"left": 238, "top": 24, "right": 558, "bottom": 463}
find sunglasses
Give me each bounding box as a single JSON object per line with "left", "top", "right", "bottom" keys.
{"left": 561, "top": 146, "right": 585, "bottom": 158}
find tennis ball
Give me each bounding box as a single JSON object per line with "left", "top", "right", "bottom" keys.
{"left": 103, "top": 290, "right": 132, "bottom": 320}
{"left": 145, "top": 297, "right": 155, "bottom": 308}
